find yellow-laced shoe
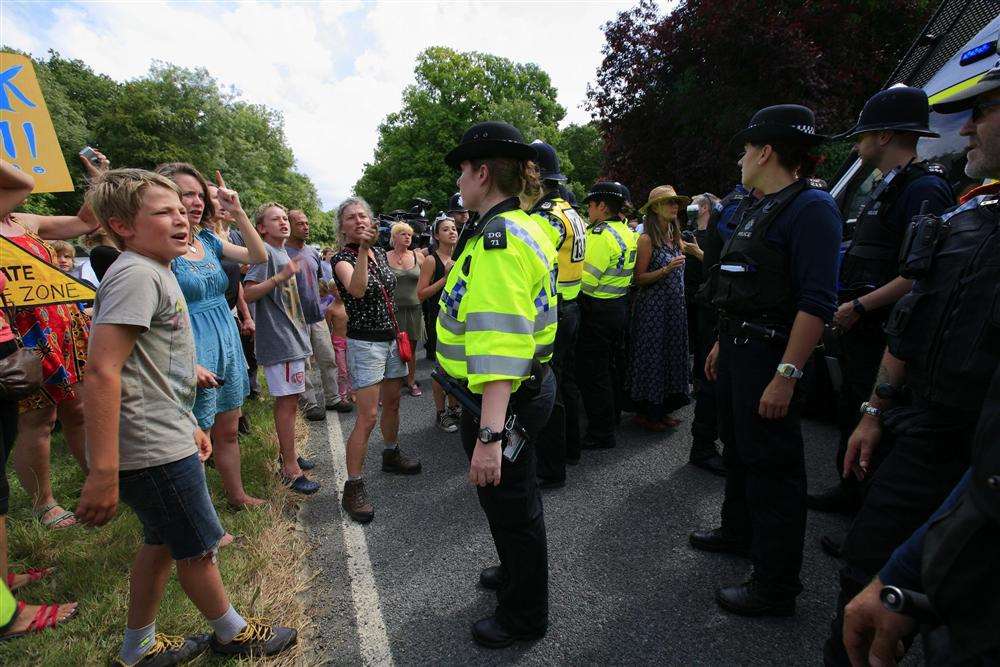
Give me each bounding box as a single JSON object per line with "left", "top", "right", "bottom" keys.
{"left": 111, "top": 633, "right": 210, "bottom": 666}
{"left": 209, "top": 617, "right": 297, "bottom": 658}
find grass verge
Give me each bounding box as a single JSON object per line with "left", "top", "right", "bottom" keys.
{"left": 0, "top": 396, "right": 311, "bottom": 666}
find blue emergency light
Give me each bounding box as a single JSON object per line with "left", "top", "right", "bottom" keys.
{"left": 960, "top": 41, "right": 997, "bottom": 67}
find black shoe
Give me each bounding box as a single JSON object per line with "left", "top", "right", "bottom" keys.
{"left": 277, "top": 456, "right": 316, "bottom": 471}
{"left": 280, "top": 474, "right": 320, "bottom": 495}
{"left": 537, "top": 477, "right": 565, "bottom": 490}
{"left": 115, "top": 633, "right": 210, "bottom": 666}
{"left": 689, "top": 528, "right": 750, "bottom": 557}
{"left": 479, "top": 565, "right": 507, "bottom": 591}
{"left": 210, "top": 620, "right": 297, "bottom": 657}
{"left": 807, "top": 485, "right": 862, "bottom": 515}
{"left": 470, "top": 616, "right": 543, "bottom": 649}
{"left": 581, "top": 436, "right": 615, "bottom": 450}
{"left": 820, "top": 534, "right": 845, "bottom": 559}
{"left": 328, "top": 401, "right": 353, "bottom": 413}
{"left": 690, "top": 453, "right": 727, "bottom": 477}
{"left": 715, "top": 581, "right": 795, "bottom": 617}
{"left": 304, "top": 406, "right": 327, "bottom": 422}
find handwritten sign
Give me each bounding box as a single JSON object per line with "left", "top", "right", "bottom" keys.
{"left": 0, "top": 236, "right": 95, "bottom": 306}
{"left": 0, "top": 53, "right": 73, "bottom": 192}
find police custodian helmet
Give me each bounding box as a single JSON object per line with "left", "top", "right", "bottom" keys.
{"left": 837, "top": 85, "right": 940, "bottom": 139}
{"left": 530, "top": 140, "right": 568, "bottom": 182}
{"left": 444, "top": 121, "right": 537, "bottom": 169}
{"left": 447, "top": 192, "right": 467, "bottom": 213}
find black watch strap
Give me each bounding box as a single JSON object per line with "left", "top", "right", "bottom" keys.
{"left": 478, "top": 426, "right": 503, "bottom": 443}
{"left": 852, "top": 298, "right": 867, "bottom": 315}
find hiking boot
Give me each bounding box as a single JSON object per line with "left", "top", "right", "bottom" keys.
{"left": 210, "top": 619, "right": 297, "bottom": 658}
{"left": 114, "top": 633, "right": 210, "bottom": 666}
{"left": 436, "top": 410, "right": 459, "bottom": 433}
{"left": 342, "top": 479, "right": 374, "bottom": 523}
{"left": 304, "top": 406, "right": 326, "bottom": 422}
{"left": 382, "top": 447, "right": 422, "bottom": 475}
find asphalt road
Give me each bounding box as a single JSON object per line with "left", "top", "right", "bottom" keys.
{"left": 297, "top": 357, "right": 895, "bottom": 666}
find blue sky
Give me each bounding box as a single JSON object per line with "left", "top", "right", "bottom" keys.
{"left": 3, "top": 1, "right": 666, "bottom": 207}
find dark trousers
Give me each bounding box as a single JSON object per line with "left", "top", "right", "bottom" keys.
{"left": 834, "top": 324, "right": 889, "bottom": 491}
{"left": 690, "top": 305, "right": 720, "bottom": 461}
{"left": 823, "top": 403, "right": 975, "bottom": 666}
{"left": 538, "top": 300, "right": 581, "bottom": 481}
{"left": 717, "top": 336, "right": 807, "bottom": 599}
{"left": 576, "top": 295, "right": 627, "bottom": 447}
{"left": 459, "top": 370, "right": 556, "bottom": 635}
{"left": 240, "top": 329, "right": 258, "bottom": 391}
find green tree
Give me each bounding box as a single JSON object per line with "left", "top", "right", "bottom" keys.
{"left": 555, "top": 122, "right": 603, "bottom": 202}
{"left": 354, "top": 47, "right": 568, "bottom": 213}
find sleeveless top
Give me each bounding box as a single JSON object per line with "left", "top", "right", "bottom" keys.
{"left": 389, "top": 250, "right": 421, "bottom": 307}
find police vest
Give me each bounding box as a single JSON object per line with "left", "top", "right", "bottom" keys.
{"left": 840, "top": 161, "right": 948, "bottom": 294}
{"left": 435, "top": 206, "right": 558, "bottom": 394}
{"left": 885, "top": 194, "right": 1000, "bottom": 411}
{"left": 531, "top": 196, "right": 587, "bottom": 300}
{"left": 711, "top": 179, "right": 813, "bottom": 325}
{"left": 581, "top": 219, "right": 637, "bottom": 299}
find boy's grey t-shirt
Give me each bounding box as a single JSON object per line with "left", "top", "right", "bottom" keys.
{"left": 245, "top": 243, "right": 312, "bottom": 366}
{"left": 91, "top": 251, "right": 198, "bottom": 471}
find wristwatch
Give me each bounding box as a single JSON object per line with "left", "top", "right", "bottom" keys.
{"left": 875, "top": 383, "right": 901, "bottom": 401}
{"left": 851, "top": 298, "right": 867, "bottom": 315}
{"left": 859, "top": 401, "right": 882, "bottom": 419}
{"left": 776, "top": 363, "right": 803, "bottom": 380}
{"left": 477, "top": 426, "right": 503, "bottom": 444}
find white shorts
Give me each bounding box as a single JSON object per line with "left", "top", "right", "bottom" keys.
{"left": 263, "top": 359, "right": 307, "bottom": 397}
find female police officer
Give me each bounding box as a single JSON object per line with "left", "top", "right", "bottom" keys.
{"left": 689, "top": 105, "right": 841, "bottom": 616}
{"left": 437, "top": 121, "right": 558, "bottom": 647}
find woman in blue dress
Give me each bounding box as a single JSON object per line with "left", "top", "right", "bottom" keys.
{"left": 628, "top": 185, "right": 695, "bottom": 431}
{"left": 158, "top": 164, "right": 268, "bottom": 508}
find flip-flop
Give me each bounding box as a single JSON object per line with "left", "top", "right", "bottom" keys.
{"left": 6, "top": 567, "right": 53, "bottom": 591}
{"left": 32, "top": 503, "right": 77, "bottom": 530}
{"left": 0, "top": 600, "right": 78, "bottom": 641}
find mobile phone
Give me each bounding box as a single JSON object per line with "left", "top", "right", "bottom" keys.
{"left": 212, "top": 374, "right": 226, "bottom": 387}
{"left": 79, "top": 146, "right": 101, "bottom": 166}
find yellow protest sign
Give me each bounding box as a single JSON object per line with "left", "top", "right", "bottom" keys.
{"left": 0, "top": 236, "right": 95, "bottom": 306}
{"left": 0, "top": 53, "right": 73, "bottom": 193}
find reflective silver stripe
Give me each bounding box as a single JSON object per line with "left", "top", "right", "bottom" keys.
{"left": 584, "top": 263, "right": 602, "bottom": 278}
{"left": 581, "top": 282, "right": 597, "bottom": 295}
{"left": 503, "top": 217, "right": 548, "bottom": 267}
{"left": 466, "top": 312, "right": 533, "bottom": 335}
{"left": 559, "top": 278, "right": 582, "bottom": 287}
{"left": 594, "top": 284, "right": 629, "bottom": 296}
{"left": 534, "top": 307, "right": 557, "bottom": 331}
{"left": 467, "top": 355, "right": 532, "bottom": 376}
{"left": 604, "top": 224, "right": 629, "bottom": 254}
{"left": 535, "top": 343, "right": 554, "bottom": 358}
{"left": 436, "top": 342, "right": 467, "bottom": 361}
{"left": 438, "top": 311, "right": 465, "bottom": 335}
{"left": 604, "top": 267, "right": 632, "bottom": 277}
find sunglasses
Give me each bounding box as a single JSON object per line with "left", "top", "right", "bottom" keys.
{"left": 972, "top": 98, "right": 1000, "bottom": 122}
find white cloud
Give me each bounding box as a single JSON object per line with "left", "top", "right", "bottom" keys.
{"left": 3, "top": 0, "right": 669, "bottom": 207}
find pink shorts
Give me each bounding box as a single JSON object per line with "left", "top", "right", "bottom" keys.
{"left": 263, "top": 359, "right": 306, "bottom": 397}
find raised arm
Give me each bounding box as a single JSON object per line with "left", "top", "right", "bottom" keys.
{"left": 214, "top": 172, "right": 266, "bottom": 265}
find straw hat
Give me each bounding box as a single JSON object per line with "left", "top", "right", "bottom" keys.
{"left": 639, "top": 185, "right": 691, "bottom": 214}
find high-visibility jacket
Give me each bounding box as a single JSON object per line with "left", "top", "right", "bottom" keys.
{"left": 529, "top": 192, "right": 587, "bottom": 301}
{"left": 436, "top": 199, "right": 558, "bottom": 394}
{"left": 581, "top": 218, "right": 637, "bottom": 299}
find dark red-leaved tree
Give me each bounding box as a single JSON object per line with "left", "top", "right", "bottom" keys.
{"left": 587, "top": 0, "right": 937, "bottom": 203}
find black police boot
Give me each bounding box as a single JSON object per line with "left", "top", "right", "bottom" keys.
{"left": 471, "top": 616, "right": 544, "bottom": 649}
{"left": 715, "top": 580, "right": 795, "bottom": 617}
{"left": 807, "top": 484, "right": 862, "bottom": 515}
{"left": 688, "top": 528, "right": 750, "bottom": 557}
{"left": 479, "top": 566, "right": 508, "bottom": 591}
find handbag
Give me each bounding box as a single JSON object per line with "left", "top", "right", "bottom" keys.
{"left": 354, "top": 246, "right": 413, "bottom": 364}
{"left": 0, "top": 294, "right": 43, "bottom": 400}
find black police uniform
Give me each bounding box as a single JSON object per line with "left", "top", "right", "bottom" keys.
{"left": 824, "top": 187, "right": 1000, "bottom": 665}
{"left": 707, "top": 177, "right": 841, "bottom": 602}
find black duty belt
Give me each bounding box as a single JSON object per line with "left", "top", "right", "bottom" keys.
{"left": 718, "top": 316, "right": 789, "bottom": 345}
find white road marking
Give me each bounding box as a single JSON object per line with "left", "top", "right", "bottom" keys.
{"left": 325, "top": 415, "right": 394, "bottom": 666}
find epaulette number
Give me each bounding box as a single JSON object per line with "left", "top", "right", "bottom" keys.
{"left": 484, "top": 228, "right": 507, "bottom": 250}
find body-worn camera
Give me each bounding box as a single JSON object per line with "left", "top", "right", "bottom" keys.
{"left": 899, "top": 201, "right": 948, "bottom": 280}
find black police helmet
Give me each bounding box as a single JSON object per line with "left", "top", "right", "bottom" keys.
{"left": 932, "top": 65, "right": 1000, "bottom": 114}
{"left": 447, "top": 192, "right": 467, "bottom": 213}
{"left": 837, "top": 86, "right": 939, "bottom": 139}
{"left": 444, "top": 121, "right": 537, "bottom": 169}
{"left": 582, "top": 181, "right": 630, "bottom": 205}
{"left": 530, "top": 140, "right": 567, "bottom": 182}
{"left": 730, "top": 104, "right": 828, "bottom": 147}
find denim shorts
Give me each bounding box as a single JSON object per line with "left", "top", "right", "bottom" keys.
{"left": 119, "top": 453, "right": 226, "bottom": 560}
{"left": 346, "top": 338, "right": 407, "bottom": 390}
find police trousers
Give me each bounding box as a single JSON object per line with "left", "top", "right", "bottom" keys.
{"left": 823, "top": 402, "right": 975, "bottom": 666}
{"left": 835, "top": 323, "right": 890, "bottom": 489}
{"left": 577, "top": 294, "right": 627, "bottom": 447}
{"left": 538, "top": 299, "right": 581, "bottom": 482}
{"left": 459, "top": 369, "right": 556, "bottom": 635}
{"left": 690, "top": 304, "right": 721, "bottom": 460}
{"left": 717, "top": 336, "right": 807, "bottom": 599}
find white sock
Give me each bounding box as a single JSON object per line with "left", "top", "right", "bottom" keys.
{"left": 119, "top": 622, "right": 156, "bottom": 665}
{"left": 208, "top": 605, "right": 247, "bottom": 644}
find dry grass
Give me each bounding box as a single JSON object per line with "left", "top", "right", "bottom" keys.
{"left": 1, "top": 397, "right": 313, "bottom": 666}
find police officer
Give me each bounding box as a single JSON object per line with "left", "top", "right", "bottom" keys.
{"left": 576, "top": 181, "right": 637, "bottom": 450}
{"left": 689, "top": 105, "right": 841, "bottom": 615}
{"left": 447, "top": 192, "right": 471, "bottom": 231}
{"left": 824, "top": 64, "right": 1000, "bottom": 665}
{"left": 527, "top": 141, "right": 587, "bottom": 484}
{"left": 809, "top": 86, "right": 954, "bottom": 517}
{"left": 437, "top": 121, "right": 558, "bottom": 648}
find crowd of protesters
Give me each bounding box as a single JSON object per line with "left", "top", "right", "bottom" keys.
{"left": 0, "top": 62, "right": 998, "bottom": 665}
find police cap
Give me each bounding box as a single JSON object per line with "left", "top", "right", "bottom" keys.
{"left": 444, "top": 121, "right": 537, "bottom": 169}
{"left": 837, "top": 85, "right": 939, "bottom": 139}
{"left": 530, "top": 140, "right": 567, "bottom": 182}
{"left": 731, "top": 104, "right": 828, "bottom": 147}
{"left": 582, "top": 181, "right": 630, "bottom": 205}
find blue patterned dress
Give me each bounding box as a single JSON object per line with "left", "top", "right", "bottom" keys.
{"left": 627, "top": 242, "right": 691, "bottom": 420}
{"left": 171, "top": 230, "right": 250, "bottom": 428}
